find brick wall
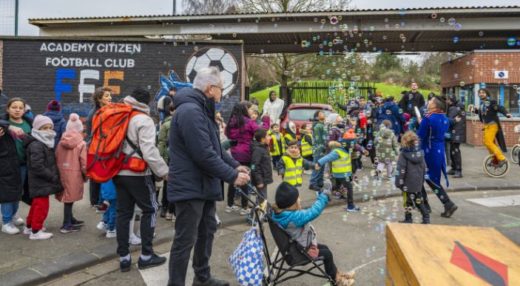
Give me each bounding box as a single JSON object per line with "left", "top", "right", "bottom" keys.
{"left": 465, "top": 117, "right": 520, "bottom": 147}
{"left": 441, "top": 51, "right": 520, "bottom": 88}
{"left": 0, "top": 38, "right": 243, "bottom": 120}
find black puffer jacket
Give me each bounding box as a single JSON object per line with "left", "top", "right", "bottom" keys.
{"left": 24, "top": 135, "right": 63, "bottom": 198}
{"left": 447, "top": 101, "right": 466, "bottom": 143}
{"left": 395, "top": 146, "right": 426, "bottom": 194}
{"left": 251, "top": 141, "right": 273, "bottom": 187}
{"left": 0, "top": 120, "right": 22, "bottom": 203}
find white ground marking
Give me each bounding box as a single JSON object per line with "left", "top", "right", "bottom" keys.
{"left": 138, "top": 253, "right": 194, "bottom": 286}
{"left": 466, "top": 195, "right": 520, "bottom": 207}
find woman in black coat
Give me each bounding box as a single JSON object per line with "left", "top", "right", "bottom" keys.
{"left": 0, "top": 120, "right": 22, "bottom": 204}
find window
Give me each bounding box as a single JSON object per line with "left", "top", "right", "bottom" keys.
{"left": 288, "top": 109, "right": 332, "bottom": 121}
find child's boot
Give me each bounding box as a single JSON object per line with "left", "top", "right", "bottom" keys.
{"left": 399, "top": 212, "right": 413, "bottom": 223}
{"left": 419, "top": 204, "right": 430, "bottom": 224}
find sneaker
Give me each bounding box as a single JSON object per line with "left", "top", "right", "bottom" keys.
{"left": 447, "top": 169, "right": 456, "bottom": 175}
{"left": 137, "top": 253, "right": 167, "bottom": 270}
{"left": 193, "top": 276, "right": 230, "bottom": 286}
{"left": 225, "top": 205, "right": 240, "bottom": 213}
{"left": 29, "top": 230, "right": 53, "bottom": 240}
{"left": 346, "top": 205, "right": 360, "bottom": 213}
{"left": 120, "top": 258, "right": 132, "bottom": 272}
{"left": 71, "top": 219, "right": 84, "bottom": 227}
{"left": 496, "top": 159, "right": 507, "bottom": 168}
{"left": 129, "top": 233, "right": 142, "bottom": 245}
{"left": 106, "top": 230, "right": 117, "bottom": 238}
{"left": 165, "top": 212, "right": 173, "bottom": 221}
{"left": 23, "top": 226, "right": 32, "bottom": 235}
{"left": 1, "top": 223, "right": 20, "bottom": 235}
{"left": 239, "top": 208, "right": 250, "bottom": 216}
{"left": 13, "top": 216, "right": 25, "bottom": 226}
{"left": 96, "top": 221, "right": 107, "bottom": 231}
{"left": 60, "top": 225, "right": 81, "bottom": 234}
{"left": 453, "top": 171, "right": 463, "bottom": 178}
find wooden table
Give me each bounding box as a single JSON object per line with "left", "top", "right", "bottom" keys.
{"left": 386, "top": 223, "right": 520, "bottom": 286}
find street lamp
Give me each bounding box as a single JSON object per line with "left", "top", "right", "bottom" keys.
{"left": 14, "top": 0, "right": 19, "bottom": 36}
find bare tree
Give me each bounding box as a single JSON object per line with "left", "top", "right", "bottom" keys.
{"left": 238, "top": 0, "right": 351, "bottom": 13}
{"left": 183, "top": 0, "right": 236, "bottom": 14}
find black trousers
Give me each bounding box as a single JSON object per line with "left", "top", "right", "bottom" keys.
{"left": 272, "top": 155, "right": 281, "bottom": 169}
{"left": 227, "top": 184, "right": 248, "bottom": 208}
{"left": 318, "top": 244, "right": 337, "bottom": 280}
{"left": 161, "top": 183, "right": 176, "bottom": 213}
{"left": 335, "top": 178, "right": 354, "bottom": 206}
{"left": 113, "top": 175, "right": 158, "bottom": 257}
{"left": 402, "top": 192, "right": 429, "bottom": 221}
{"left": 445, "top": 141, "right": 451, "bottom": 167}
{"left": 168, "top": 200, "right": 217, "bottom": 286}
{"left": 63, "top": 202, "right": 73, "bottom": 226}
{"left": 89, "top": 181, "right": 100, "bottom": 206}
{"left": 351, "top": 158, "right": 362, "bottom": 174}
{"left": 450, "top": 142, "right": 462, "bottom": 171}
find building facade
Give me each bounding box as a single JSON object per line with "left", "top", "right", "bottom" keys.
{"left": 441, "top": 50, "right": 520, "bottom": 147}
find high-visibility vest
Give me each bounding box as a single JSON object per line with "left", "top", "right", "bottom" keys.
{"left": 270, "top": 133, "right": 285, "bottom": 157}
{"left": 300, "top": 135, "right": 313, "bottom": 157}
{"left": 331, "top": 148, "right": 352, "bottom": 176}
{"left": 284, "top": 133, "right": 296, "bottom": 144}
{"left": 281, "top": 155, "right": 303, "bottom": 186}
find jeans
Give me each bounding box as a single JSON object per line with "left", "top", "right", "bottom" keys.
{"left": 310, "top": 151, "right": 325, "bottom": 188}
{"left": 1, "top": 165, "right": 27, "bottom": 224}
{"left": 168, "top": 200, "right": 217, "bottom": 286}
{"left": 102, "top": 198, "right": 117, "bottom": 231}
{"left": 113, "top": 175, "right": 158, "bottom": 257}
{"left": 318, "top": 244, "right": 337, "bottom": 280}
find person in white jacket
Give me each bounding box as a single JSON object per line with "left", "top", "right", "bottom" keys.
{"left": 262, "top": 91, "right": 285, "bottom": 125}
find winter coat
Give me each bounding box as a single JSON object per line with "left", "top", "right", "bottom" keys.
{"left": 399, "top": 91, "right": 425, "bottom": 117}
{"left": 447, "top": 102, "right": 466, "bottom": 143}
{"left": 118, "top": 96, "right": 169, "bottom": 177}
{"left": 43, "top": 110, "right": 67, "bottom": 147}
{"left": 375, "top": 127, "right": 399, "bottom": 162}
{"left": 312, "top": 121, "right": 327, "bottom": 155}
{"left": 395, "top": 146, "right": 426, "bottom": 193}
{"left": 272, "top": 193, "right": 329, "bottom": 249}
{"left": 376, "top": 101, "right": 404, "bottom": 136}
{"left": 24, "top": 135, "right": 63, "bottom": 198}
{"left": 0, "top": 120, "right": 22, "bottom": 203}
{"left": 251, "top": 141, "right": 273, "bottom": 187}
{"left": 158, "top": 115, "right": 172, "bottom": 163}
{"left": 55, "top": 131, "right": 87, "bottom": 203}
{"left": 168, "top": 88, "right": 239, "bottom": 203}
{"left": 226, "top": 115, "right": 269, "bottom": 164}
{"left": 85, "top": 106, "right": 98, "bottom": 145}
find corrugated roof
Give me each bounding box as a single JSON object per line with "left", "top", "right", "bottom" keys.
{"left": 28, "top": 5, "right": 520, "bottom": 22}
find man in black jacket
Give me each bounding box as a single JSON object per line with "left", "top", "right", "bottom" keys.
{"left": 167, "top": 67, "right": 250, "bottom": 286}
{"left": 446, "top": 96, "right": 466, "bottom": 178}
{"left": 399, "top": 82, "right": 425, "bottom": 118}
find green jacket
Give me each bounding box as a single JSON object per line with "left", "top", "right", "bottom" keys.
{"left": 312, "top": 121, "right": 326, "bottom": 155}
{"left": 158, "top": 116, "right": 172, "bottom": 163}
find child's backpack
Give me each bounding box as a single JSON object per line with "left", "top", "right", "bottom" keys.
{"left": 87, "top": 103, "right": 147, "bottom": 183}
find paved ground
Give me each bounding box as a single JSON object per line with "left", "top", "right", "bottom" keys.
{"left": 1, "top": 145, "right": 520, "bottom": 285}
{"left": 42, "top": 190, "right": 520, "bottom": 286}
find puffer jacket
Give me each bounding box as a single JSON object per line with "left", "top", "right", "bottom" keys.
{"left": 24, "top": 135, "right": 63, "bottom": 198}
{"left": 226, "top": 115, "right": 269, "bottom": 164}
{"left": 118, "top": 96, "right": 169, "bottom": 177}
{"left": 251, "top": 141, "right": 273, "bottom": 187}
{"left": 272, "top": 193, "right": 329, "bottom": 249}
{"left": 447, "top": 101, "right": 466, "bottom": 143}
{"left": 375, "top": 127, "right": 399, "bottom": 162}
{"left": 395, "top": 146, "right": 426, "bottom": 193}
{"left": 0, "top": 120, "right": 22, "bottom": 203}
{"left": 55, "top": 131, "right": 87, "bottom": 203}
{"left": 43, "top": 110, "right": 67, "bottom": 146}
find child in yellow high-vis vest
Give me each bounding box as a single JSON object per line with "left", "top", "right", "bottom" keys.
{"left": 300, "top": 123, "right": 314, "bottom": 162}
{"left": 269, "top": 123, "right": 285, "bottom": 168}
{"left": 276, "top": 140, "right": 313, "bottom": 187}
{"left": 315, "top": 129, "right": 361, "bottom": 212}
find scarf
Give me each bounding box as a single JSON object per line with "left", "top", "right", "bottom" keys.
{"left": 31, "top": 129, "right": 56, "bottom": 149}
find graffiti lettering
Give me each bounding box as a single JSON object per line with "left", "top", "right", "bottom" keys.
{"left": 54, "top": 68, "right": 125, "bottom": 103}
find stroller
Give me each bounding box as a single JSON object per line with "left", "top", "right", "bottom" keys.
{"left": 235, "top": 185, "right": 336, "bottom": 286}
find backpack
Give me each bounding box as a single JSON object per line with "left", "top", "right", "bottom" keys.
{"left": 87, "top": 103, "right": 147, "bottom": 183}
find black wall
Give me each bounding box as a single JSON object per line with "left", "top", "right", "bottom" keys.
{"left": 1, "top": 38, "right": 242, "bottom": 119}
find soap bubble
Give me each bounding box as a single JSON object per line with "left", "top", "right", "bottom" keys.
{"left": 453, "top": 36, "right": 460, "bottom": 44}
{"left": 431, "top": 13, "right": 437, "bottom": 19}
{"left": 448, "top": 17, "right": 456, "bottom": 26}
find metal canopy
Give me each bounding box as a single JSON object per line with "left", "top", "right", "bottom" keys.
{"left": 29, "top": 6, "right": 520, "bottom": 53}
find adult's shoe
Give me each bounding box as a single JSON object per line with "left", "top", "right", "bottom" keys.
{"left": 120, "top": 258, "right": 131, "bottom": 272}
{"left": 193, "top": 277, "right": 230, "bottom": 286}
{"left": 1, "top": 223, "right": 20, "bottom": 235}
{"left": 447, "top": 169, "right": 456, "bottom": 175}
{"left": 441, "top": 202, "right": 458, "bottom": 218}
{"left": 137, "top": 253, "right": 166, "bottom": 270}
{"left": 453, "top": 171, "right": 463, "bottom": 178}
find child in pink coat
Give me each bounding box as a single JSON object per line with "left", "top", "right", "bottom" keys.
{"left": 55, "top": 113, "right": 87, "bottom": 233}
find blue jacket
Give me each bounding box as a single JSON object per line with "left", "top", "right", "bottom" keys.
{"left": 418, "top": 113, "right": 450, "bottom": 187}
{"left": 43, "top": 110, "right": 67, "bottom": 146}
{"left": 272, "top": 193, "right": 328, "bottom": 229}
{"left": 376, "top": 101, "right": 404, "bottom": 136}
{"left": 168, "top": 88, "right": 239, "bottom": 203}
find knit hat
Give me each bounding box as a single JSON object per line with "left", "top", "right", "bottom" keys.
{"left": 47, "top": 100, "right": 61, "bottom": 112}
{"left": 66, "top": 113, "right": 84, "bottom": 133}
{"left": 33, "top": 115, "right": 54, "bottom": 130}
{"left": 275, "top": 182, "right": 300, "bottom": 209}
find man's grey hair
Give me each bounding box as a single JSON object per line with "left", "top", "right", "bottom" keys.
{"left": 193, "top": 67, "right": 223, "bottom": 91}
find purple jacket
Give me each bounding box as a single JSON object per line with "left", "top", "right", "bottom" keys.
{"left": 226, "top": 115, "right": 269, "bottom": 164}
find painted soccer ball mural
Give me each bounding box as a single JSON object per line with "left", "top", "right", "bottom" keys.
{"left": 185, "top": 47, "right": 239, "bottom": 98}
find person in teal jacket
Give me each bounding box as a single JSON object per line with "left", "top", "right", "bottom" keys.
{"left": 272, "top": 182, "right": 355, "bottom": 286}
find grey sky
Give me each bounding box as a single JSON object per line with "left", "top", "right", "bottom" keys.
{"left": 0, "top": 0, "right": 518, "bottom": 36}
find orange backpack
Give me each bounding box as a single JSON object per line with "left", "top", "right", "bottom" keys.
{"left": 87, "top": 103, "right": 148, "bottom": 183}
